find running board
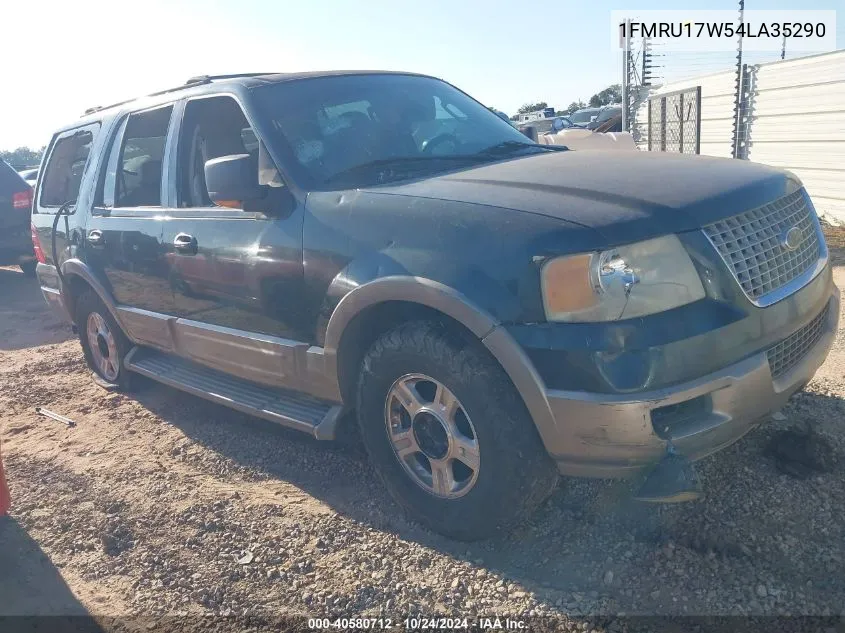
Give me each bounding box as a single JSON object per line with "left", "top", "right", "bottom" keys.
{"left": 124, "top": 347, "right": 342, "bottom": 440}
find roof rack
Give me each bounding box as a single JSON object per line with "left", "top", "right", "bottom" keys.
{"left": 82, "top": 98, "right": 134, "bottom": 116}
{"left": 183, "top": 72, "right": 276, "bottom": 85}
{"left": 82, "top": 73, "right": 276, "bottom": 117}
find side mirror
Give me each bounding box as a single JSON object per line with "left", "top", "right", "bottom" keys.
{"left": 204, "top": 154, "right": 263, "bottom": 207}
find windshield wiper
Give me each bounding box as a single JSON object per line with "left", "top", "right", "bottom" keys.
{"left": 475, "top": 140, "right": 567, "bottom": 156}
{"left": 324, "top": 142, "right": 567, "bottom": 187}
{"left": 325, "top": 154, "right": 487, "bottom": 185}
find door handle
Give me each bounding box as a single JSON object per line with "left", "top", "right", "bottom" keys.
{"left": 173, "top": 233, "right": 198, "bottom": 255}
{"left": 87, "top": 229, "right": 104, "bottom": 247}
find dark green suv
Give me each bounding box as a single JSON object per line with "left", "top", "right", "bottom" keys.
{"left": 32, "top": 71, "right": 838, "bottom": 539}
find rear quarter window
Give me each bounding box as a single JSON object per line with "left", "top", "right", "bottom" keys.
{"left": 38, "top": 125, "right": 100, "bottom": 210}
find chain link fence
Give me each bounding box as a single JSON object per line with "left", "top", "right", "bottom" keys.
{"left": 646, "top": 87, "right": 701, "bottom": 154}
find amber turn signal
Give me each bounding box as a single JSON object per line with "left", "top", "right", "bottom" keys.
{"left": 541, "top": 254, "right": 598, "bottom": 318}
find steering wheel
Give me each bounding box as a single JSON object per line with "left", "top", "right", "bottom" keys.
{"left": 421, "top": 133, "right": 460, "bottom": 155}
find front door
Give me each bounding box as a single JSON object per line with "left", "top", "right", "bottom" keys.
{"left": 160, "top": 95, "right": 307, "bottom": 389}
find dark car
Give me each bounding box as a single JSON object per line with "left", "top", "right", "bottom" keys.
{"left": 568, "top": 107, "right": 601, "bottom": 128}
{"left": 592, "top": 104, "right": 623, "bottom": 131}
{"left": 570, "top": 105, "right": 622, "bottom": 131}
{"left": 517, "top": 116, "right": 574, "bottom": 137}
{"left": 32, "top": 71, "right": 838, "bottom": 540}
{"left": 0, "top": 159, "right": 36, "bottom": 276}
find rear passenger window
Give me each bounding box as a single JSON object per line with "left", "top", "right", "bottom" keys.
{"left": 39, "top": 127, "right": 97, "bottom": 209}
{"left": 103, "top": 106, "right": 172, "bottom": 208}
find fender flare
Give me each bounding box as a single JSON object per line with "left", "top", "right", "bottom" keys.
{"left": 323, "top": 276, "right": 498, "bottom": 352}
{"left": 322, "top": 276, "right": 558, "bottom": 441}
{"left": 60, "top": 259, "right": 127, "bottom": 330}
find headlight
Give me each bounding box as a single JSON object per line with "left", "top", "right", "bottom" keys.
{"left": 540, "top": 234, "right": 705, "bottom": 322}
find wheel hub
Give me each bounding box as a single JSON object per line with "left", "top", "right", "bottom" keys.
{"left": 412, "top": 411, "right": 449, "bottom": 460}
{"left": 385, "top": 373, "right": 481, "bottom": 499}
{"left": 86, "top": 312, "right": 119, "bottom": 382}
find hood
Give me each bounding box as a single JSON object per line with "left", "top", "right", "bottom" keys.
{"left": 362, "top": 150, "right": 797, "bottom": 245}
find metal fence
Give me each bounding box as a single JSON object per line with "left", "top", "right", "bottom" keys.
{"left": 646, "top": 87, "right": 701, "bottom": 154}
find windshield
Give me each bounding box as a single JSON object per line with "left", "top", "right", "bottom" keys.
{"left": 251, "top": 74, "right": 548, "bottom": 189}
{"left": 570, "top": 109, "right": 599, "bottom": 124}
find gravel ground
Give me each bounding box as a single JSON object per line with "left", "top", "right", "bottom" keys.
{"left": 1, "top": 226, "right": 844, "bottom": 631}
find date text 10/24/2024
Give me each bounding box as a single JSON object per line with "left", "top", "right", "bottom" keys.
{"left": 308, "top": 617, "right": 528, "bottom": 630}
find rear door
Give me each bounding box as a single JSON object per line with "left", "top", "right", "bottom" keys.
{"left": 32, "top": 125, "right": 100, "bottom": 267}
{"left": 83, "top": 105, "right": 180, "bottom": 321}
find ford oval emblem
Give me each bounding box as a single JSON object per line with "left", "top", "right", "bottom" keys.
{"left": 781, "top": 226, "right": 803, "bottom": 252}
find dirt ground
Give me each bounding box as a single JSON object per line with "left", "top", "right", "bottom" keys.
{"left": 1, "top": 226, "right": 844, "bottom": 632}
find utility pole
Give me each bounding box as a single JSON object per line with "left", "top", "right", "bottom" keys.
{"left": 621, "top": 18, "right": 631, "bottom": 132}
{"left": 621, "top": 24, "right": 653, "bottom": 142}
{"left": 732, "top": 0, "right": 745, "bottom": 159}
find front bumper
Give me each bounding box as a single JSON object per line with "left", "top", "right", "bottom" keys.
{"left": 543, "top": 287, "right": 839, "bottom": 477}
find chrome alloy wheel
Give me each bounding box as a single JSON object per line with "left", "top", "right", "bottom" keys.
{"left": 86, "top": 312, "right": 120, "bottom": 382}
{"left": 384, "top": 374, "right": 480, "bottom": 499}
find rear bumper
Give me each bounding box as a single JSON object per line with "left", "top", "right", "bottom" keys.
{"left": 544, "top": 288, "right": 839, "bottom": 477}
{"left": 0, "top": 224, "right": 34, "bottom": 264}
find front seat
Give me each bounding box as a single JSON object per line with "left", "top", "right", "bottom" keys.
{"left": 122, "top": 159, "right": 162, "bottom": 207}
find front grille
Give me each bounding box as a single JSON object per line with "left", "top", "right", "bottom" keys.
{"left": 767, "top": 303, "right": 830, "bottom": 379}
{"left": 703, "top": 190, "right": 821, "bottom": 303}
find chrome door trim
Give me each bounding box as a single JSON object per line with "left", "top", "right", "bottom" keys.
{"left": 170, "top": 319, "right": 307, "bottom": 390}
{"left": 116, "top": 307, "right": 176, "bottom": 352}
{"left": 114, "top": 306, "right": 341, "bottom": 400}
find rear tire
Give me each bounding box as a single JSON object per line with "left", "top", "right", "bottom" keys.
{"left": 356, "top": 320, "right": 558, "bottom": 540}
{"left": 75, "top": 289, "right": 134, "bottom": 391}
{"left": 19, "top": 260, "right": 37, "bottom": 277}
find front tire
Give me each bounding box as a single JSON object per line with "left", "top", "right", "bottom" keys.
{"left": 75, "top": 289, "right": 134, "bottom": 391}
{"left": 356, "top": 321, "right": 558, "bottom": 540}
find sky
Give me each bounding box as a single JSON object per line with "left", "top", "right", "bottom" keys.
{"left": 1, "top": 0, "right": 842, "bottom": 150}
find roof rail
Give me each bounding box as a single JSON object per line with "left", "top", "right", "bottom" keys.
{"left": 184, "top": 72, "right": 276, "bottom": 85}
{"left": 82, "top": 73, "right": 276, "bottom": 117}
{"left": 81, "top": 98, "right": 134, "bottom": 117}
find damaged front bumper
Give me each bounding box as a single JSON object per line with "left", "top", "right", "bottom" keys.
{"left": 543, "top": 288, "right": 839, "bottom": 477}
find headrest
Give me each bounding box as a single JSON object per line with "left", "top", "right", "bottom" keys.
{"left": 139, "top": 159, "right": 162, "bottom": 182}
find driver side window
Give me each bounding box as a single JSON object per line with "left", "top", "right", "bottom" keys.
{"left": 177, "top": 96, "right": 260, "bottom": 209}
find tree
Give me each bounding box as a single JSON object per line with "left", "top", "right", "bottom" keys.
{"left": 588, "top": 84, "right": 622, "bottom": 108}
{"left": 517, "top": 101, "right": 548, "bottom": 114}
{"left": 0, "top": 146, "right": 45, "bottom": 169}
{"left": 566, "top": 100, "right": 586, "bottom": 113}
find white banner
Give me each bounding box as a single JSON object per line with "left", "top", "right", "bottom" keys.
{"left": 611, "top": 10, "right": 837, "bottom": 52}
